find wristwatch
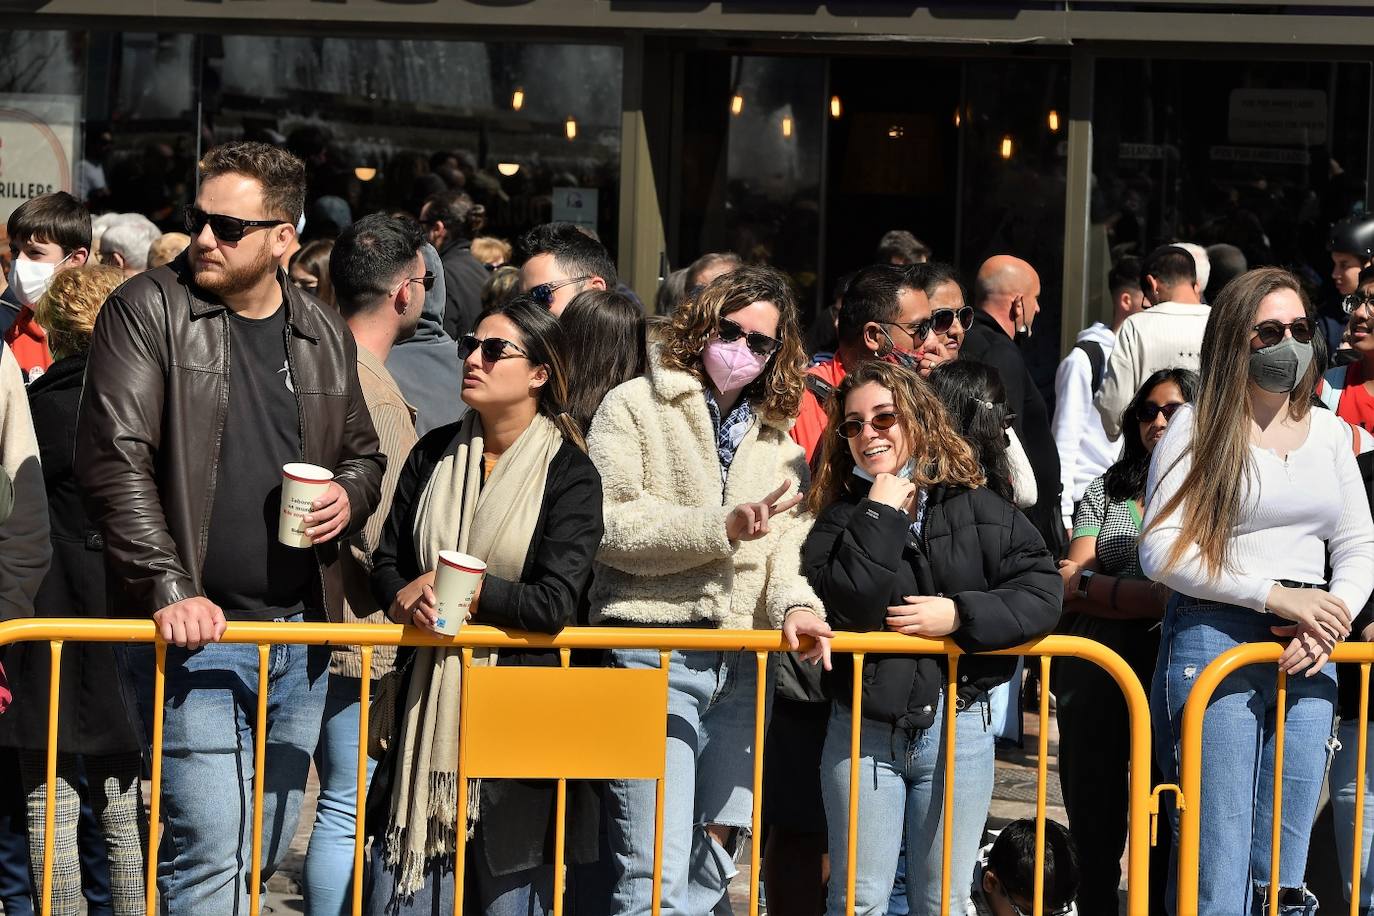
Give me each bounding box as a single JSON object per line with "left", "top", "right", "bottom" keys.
{"left": 1077, "top": 569, "right": 1095, "bottom": 599}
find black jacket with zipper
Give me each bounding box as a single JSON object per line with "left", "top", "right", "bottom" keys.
{"left": 802, "top": 477, "right": 1063, "bottom": 732}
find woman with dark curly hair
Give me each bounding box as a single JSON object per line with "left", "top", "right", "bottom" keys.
{"left": 588, "top": 264, "right": 834, "bottom": 915}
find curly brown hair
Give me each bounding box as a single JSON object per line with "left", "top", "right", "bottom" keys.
{"left": 33, "top": 264, "right": 124, "bottom": 360}
{"left": 807, "top": 361, "right": 985, "bottom": 515}
{"left": 658, "top": 263, "right": 805, "bottom": 422}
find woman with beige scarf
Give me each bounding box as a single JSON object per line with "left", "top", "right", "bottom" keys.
{"left": 364, "top": 297, "right": 603, "bottom": 915}
{"left": 588, "top": 265, "right": 833, "bottom": 915}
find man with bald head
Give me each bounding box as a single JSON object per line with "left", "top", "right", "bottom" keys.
{"left": 961, "top": 255, "right": 1066, "bottom": 555}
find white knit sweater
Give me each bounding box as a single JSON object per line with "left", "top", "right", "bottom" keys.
{"left": 0, "top": 343, "right": 50, "bottom": 619}
{"left": 587, "top": 353, "right": 824, "bottom": 630}
{"left": 1140, "top": 405, "right": 1374, "bottom": 614}
{"left": 1095, "top": 301, "right": 1210, "bottom": 439}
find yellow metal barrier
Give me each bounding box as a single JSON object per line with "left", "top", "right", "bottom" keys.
{"left": 0, "top": 619, "right": 1155, "bottom": 916}
{"left": 1176, "top": 642, "right": 1374, "bottom": 916}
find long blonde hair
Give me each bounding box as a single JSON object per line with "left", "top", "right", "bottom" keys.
{"left": 1144, "top": 267, "right": 1317, "bottom": 576}
{"left": 807, "top": 361, "right": 985, "bottom": 514}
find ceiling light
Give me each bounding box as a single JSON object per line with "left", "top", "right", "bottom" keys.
{"left": 830, "top": 95, "right": 842, "bottom": 119}
{"left": 1000, "top": 135, "right": 1014, "bottom": 159}
{"left": 511, "top": 88, "right": 525, "bottom": 111}
{"left": 353, "top": 167, "right": 377, "bottom": 182}
{"left": 782, "top": 116, "right": 793, "bottom": 138}
{"left": 1048, "top": 109, "right": 1061, "bottom": 132}
{"left": 497, "top": 162, "right": 520, "bottom": 177}
{"left": 565, "top": 117, "right": 577, "bottom": 141}
{"left": 730, "top": 94, "right": 744, "bottom": 116}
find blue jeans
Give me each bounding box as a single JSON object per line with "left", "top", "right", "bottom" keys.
{"left": 153, "top": 624, "right": 329, "bottom": 915}
{"left": 1152, "top": 599, "right": 1334, "bottom": 916}
{"left": 362, "top": 826, "right": 554, "bottom": 915}
{"left": 305, "top": 674, "right": 377, "bottom": 916}
{"left": 820, "top": 694, "right": 994, "bottom": 916}
{"left": 605, "top": 649, "right": 772, "bottom": 916}
{"left": 1331, "top": 717, "right": 1374, "bottom": 915}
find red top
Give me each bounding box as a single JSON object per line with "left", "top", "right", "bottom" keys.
{"left": 3, "top": 307, "right": 52, "bottom": 383}
{"left": 1336, "top": 362, "right": 1374, "bottom": 436}
{"left": 791, "top": 358, "right": 848, "bottom": 464}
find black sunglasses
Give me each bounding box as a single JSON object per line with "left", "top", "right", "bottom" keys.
{"left": 183, "top": 205, "right": 288, "bottom": 243}
{"left": 1251, "top": 317, "right": 1315, "bottom": 348}
{"left": 529, "top": 276, "right": 590, "bottom": 307}
{"left": 404, "top": 271, "right": 436, "bottom": 292}
{"left": 719, "top": 316, "right": 782, "bottom": 357}
{"left": 932, "top": 306, "right": 974, "bottom": 335}
{"left": 1136, "top": 401, "right": 1183, "bottom": 423}
{"left": 879, "top": 318, "right": 935, "bottom": 344}
{"left": 458, "top": 334, "right": 529, "bottom": 363}
{"left": 1344, "top": 292, "right": 1374, "bottom": 315}
{"left": 837, "top": 411, "right": 900, "bottom": 440}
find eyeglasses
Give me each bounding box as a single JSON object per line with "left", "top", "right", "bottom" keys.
{"left": 998, "top": 880, "right": 1073, "bottom": 916}
{"left": 878, "top": 318, "right": 935, "bottom": 344}
{"left": 400, "top": 271, "right": 435, "bottom": 293}
{"left": 931, "top": 306, "right": 974, "bottom": 335}
{"left": 837, "top": 411, "right": 900, "bottom": 440}
{"left": 1251, "top": 317, "right": 1315, "bottom": 348}
{"left": 718, "top": 316, "right": 782, "bottom": 357}
{"left": 183, "top": 205, "right": 288, "bottom": 243}
{"left": 528, "top": 276, "right": 590, "bottom": 307}
{"left": 1136, "top": 401, "right": 1183, "bottom": 423}
{"left": 458, "top": 334, "right": 529, "bottom": 363}
{"left": 1344, "top": 292, "right": 1374, "bottom": 316}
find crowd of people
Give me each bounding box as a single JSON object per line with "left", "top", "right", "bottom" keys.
{"left": 0, "top": 137, "right": 1373, "bottom": 916}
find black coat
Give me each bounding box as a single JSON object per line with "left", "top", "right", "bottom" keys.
{"left": 1340, "top": 451, "right": 1374, "bottom": 720}
{"left": 961, "top": 312, "right": 1067, "bottom": 558}
{"left": 802, "top": 478, "right": 1062, "bottom": 731}
{"left": 436, "top": 239, "right": 489, "bottom": 342}
{"left": 366, "top": 423, "right": 604, "bottom": 877}
{"left": 0, "top": 354, "right": 142, "bottom": 754}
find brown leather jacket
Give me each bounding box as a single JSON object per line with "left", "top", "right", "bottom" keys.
{"left": 74, "top": 255, "right": 385, "bottom": 619}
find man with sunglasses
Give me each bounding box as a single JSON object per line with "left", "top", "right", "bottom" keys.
{"left": 791, "top": 263, "right": 946, "bottom": 464}
{"left": 1094, "top": 244, "right": 1208, "bottom": 440}
{"left": 518, "top": 221, "right": 617, "bottom": 316}
{"left": 75, "top": 142, "right": 384, "bottom": 915}
{"left": 420, "top": 189, "right": 488, "bottom": 341}
{"left": 1051, "top": 256, "right": 1143, "bottom": 532}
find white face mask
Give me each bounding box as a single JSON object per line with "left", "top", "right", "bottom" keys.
{"left": 9, "top": 253, "right": 72, "bottom": 307}
{"left": 852, "top": 457, "right": 916, "bottom": 484}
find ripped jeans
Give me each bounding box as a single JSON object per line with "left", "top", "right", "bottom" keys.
{"left": 1152, "top": 598, "right": 1335, "bottom": 916}
{"left": 604, "top": 649, "right": 773, "bottom": 916}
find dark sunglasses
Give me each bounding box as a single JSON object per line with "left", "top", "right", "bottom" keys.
{"left": 1137, "top": 401, "right": 1183, "bottom": 423}
{"left": 837, "top": 411, "right": 900, "bottom": 440}
{"left": 719, "top": 316, "right": 782, "bottom": 357}
{"left": 931, "top": 306, "right": 974, "bottom": 335}
{"left": 183, "top": 205, "right": 288, "bottom": 243}
{"left": 458, "top": 334, "right": 529, "bottom": 363}
{"left": 529, "top": 276, "right": 590, "bottom": 307}
{"left": 1344, "top": 292, "right": 1374, "bottom": 315}
{"left": 1251, "top": 317, "right": 1314, "bottom": 348}
{"left": 879, "top": 318, "right": 935, "bottom": 344}
{"left": 403, "top": 271, "right": 436, "bottom": 292}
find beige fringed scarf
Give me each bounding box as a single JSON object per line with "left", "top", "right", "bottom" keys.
{"left": 384, "top": 410, "right": 563, "bottom": 895}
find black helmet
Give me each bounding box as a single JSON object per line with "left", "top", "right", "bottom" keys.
{"left": 1329, "top": 214, "right": 1374, "bottom": 261}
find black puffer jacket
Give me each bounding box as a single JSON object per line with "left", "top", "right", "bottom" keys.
{"left": 803, "top": 478, "right": 1062, "bottom": 731}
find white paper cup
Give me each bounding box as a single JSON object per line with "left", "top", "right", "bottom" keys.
{"left": 433, "top": 551, "right": 487, "bottom": 636}
{"left": 278, "top": 463, "right": 335, "bottom": 548}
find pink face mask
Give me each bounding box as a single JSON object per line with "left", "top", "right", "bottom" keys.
{"left": 703, "top": 336, "right": 771, "bottom": 395}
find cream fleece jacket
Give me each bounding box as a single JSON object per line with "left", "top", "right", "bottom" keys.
{"left": 0, "top": 343, "right": 50, "bottom": 619}
{"left": 587, "top": 353, "right": 824, "bottom": 630}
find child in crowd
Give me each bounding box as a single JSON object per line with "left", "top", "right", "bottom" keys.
{"left": 969, "top": 819, "right": 1080, "bottom": 916}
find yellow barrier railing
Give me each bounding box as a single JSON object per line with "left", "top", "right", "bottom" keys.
{"left": 1176, "top": 642, "right": 1374, "bottom": 916}
{"left": 0, "top": 619, "right": 1155, "bottom": 916}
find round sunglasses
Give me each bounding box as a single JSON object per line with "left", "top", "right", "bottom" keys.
{"left": 1251, "top": 317, "right": 1314, "bottom": 348}
{"left": 1136, "top": 401, "right": 1183, "bottom": 423}
{"left": 718, "top": 316, "right": 782, "bottom": 357}
{"left": 931, "top": 306, "right": 974, "bottom": 335}
{"left": 183, "top": 205, "right": 289, "bottom": 243}
{"left": 458, "top": 334, "right": 529, "bottom": 363}
{"left": 1344, "top": 292, "right": 1374, "bottom": 316}
{"left": 837, "top": 411, "right": 899, "bottom": 439}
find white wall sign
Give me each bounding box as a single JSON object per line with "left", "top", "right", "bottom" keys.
{"left": 0, "top": 93, "right": 80, "bottom": 224}
{"left": 551, "top": 187, "right": 599, "bottom": 231}
{"left": 1228, "top": 89, "right": 1327, "bottom": 147}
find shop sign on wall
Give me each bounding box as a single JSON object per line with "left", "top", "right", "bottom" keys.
{"left": 0, "top": 93, "right": 79, "bottom": 224}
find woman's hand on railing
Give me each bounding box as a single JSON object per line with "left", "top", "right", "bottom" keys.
{"left": 886, "top": 595, "right": 960, "bottom": 638}
{"left": 390, "top": 572, "right": 438, "bottom": 630}
{"left": 1265, "top": 585, "right": 1351, "bottom": 643}
{"left": 782, "top": 609, "right": 833, "bottom": 670}
{"left": 1270, "top": 622, "right": 1336, "bottom": 677}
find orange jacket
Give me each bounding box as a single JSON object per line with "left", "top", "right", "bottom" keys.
{"left": 790, "top": 358, "right": 847, "bottom": 464}
{"left": 3, "top": 307, "right": 52, "bottom": 383}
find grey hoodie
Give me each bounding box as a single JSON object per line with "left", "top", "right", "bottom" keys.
{"left": 385, "top": 243, "right": 468, "bottom": 437}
